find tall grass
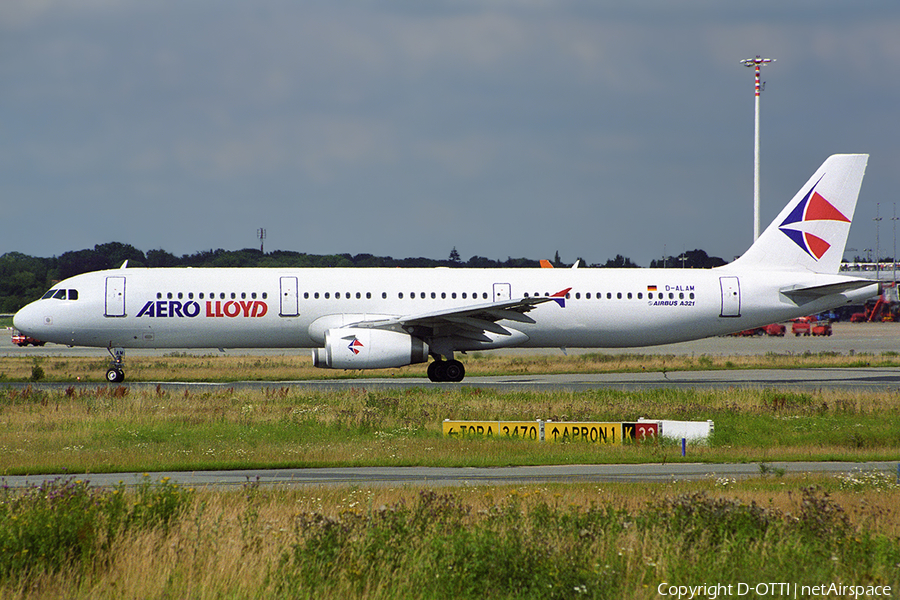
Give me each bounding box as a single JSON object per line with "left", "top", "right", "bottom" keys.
{"left": 0, "top": 476, "right": 190, "bottom": 586}
{"left": 0, "top": 479, "right": 896, "bottom": 599}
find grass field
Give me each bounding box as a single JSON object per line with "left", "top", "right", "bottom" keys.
{"left": 1, "top": 381, "right": 898, "bottom": 472}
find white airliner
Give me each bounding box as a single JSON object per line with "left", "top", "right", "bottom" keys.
{"left": 14, "top": 154, "right": 878, "bottom": 383}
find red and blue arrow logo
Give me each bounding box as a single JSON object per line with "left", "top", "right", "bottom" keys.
{"left": 550, "top": 288, "right": 571, "bottom": 308}
{"left": 348, "top": 338, "right": 364, "bottom": 355}
{"left": 778, "top": 178, "right": 849, "bottom": 260}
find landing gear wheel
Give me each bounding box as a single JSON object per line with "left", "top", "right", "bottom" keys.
{"left": 106, "top": 368, "right": 125, "bottom": 383}
{"left": 427, "top": 360, "right": 447, "bottom": 382}
{"left": 106, "top": 347, "right": 126, "bottom": 383}
{"left": 427, "top": 359, "right": 465, "bottom": 382}
{"left": 443, "top": 359, "right": 465, "bottom": 382}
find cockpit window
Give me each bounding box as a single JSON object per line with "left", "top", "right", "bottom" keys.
{"left": 41, "top": 288, "right": 78, "bottom": 300}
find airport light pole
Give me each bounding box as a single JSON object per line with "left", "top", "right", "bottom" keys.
{"left": 874, "top": 203, "right": 882, "bottom": 279}
{"left": 892, "top": 203, "right": 897, "bottom": 284}
{"left": 740, "top": 55, "right": 776, "bottom": 242}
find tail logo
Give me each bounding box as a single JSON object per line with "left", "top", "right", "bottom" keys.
{"left": 348, "top": 338, "right": 364, "bottom": 355}
{"left": 778, "top": 178, "right": 850, "bottom": 260}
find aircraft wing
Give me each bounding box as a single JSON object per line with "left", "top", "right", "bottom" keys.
{"left": 350, "top": 289, "right": 570, "bottom": 339}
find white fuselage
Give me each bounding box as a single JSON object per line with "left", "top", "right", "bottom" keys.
{"left": 13, "top": 266, "right": 878, "bottom": 351}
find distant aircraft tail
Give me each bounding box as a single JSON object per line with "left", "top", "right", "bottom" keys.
{"left": 729, "top": 154, "right": 868, "bottom": 274}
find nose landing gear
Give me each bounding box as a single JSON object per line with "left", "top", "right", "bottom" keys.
{"left": 106, "top": 347, "right": 126, "bottom": 383}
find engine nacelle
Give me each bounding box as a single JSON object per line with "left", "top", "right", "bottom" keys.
{"left": 312, "top": 327, "right": 429, "bottom": 370}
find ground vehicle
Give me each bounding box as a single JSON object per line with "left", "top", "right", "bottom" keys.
{"left": 850, "top": 295, "right": 898, "bottom": 322}
{"left": 811, "top": 322, "right": 833, "bottom": 336}
{"left": 791, "top": 317, "right": 813, "bottom": 336}
{"left": 763, "top": 323, "right": 786, "bottom": 336}
{"left": 792, "top": 317, "right": 832, "bottom": 336}
{"left": 10, "top": 328, "right": 45, "bottom": 347}
{"left": 731, "top": 323, "right": 785, "bottom": 337}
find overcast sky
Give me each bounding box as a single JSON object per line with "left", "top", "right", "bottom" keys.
{"left": 2, "top": 0, "right": 898, "bottom": 267}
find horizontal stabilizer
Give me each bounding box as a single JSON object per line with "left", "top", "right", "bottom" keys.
{"left": 781, "top": 279, "right": 880, "bottom": 300}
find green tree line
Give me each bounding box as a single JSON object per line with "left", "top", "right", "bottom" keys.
{"left": 0, "top": 242, "right": 724, "bottom": 312}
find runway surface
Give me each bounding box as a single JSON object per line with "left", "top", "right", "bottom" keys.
{"left": 4, "top": 462, "right": 896, "bottom": 490}
{"left": 6, "top": 367, "right": 900, "bottom": 394}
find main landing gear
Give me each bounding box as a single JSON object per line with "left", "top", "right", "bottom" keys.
{"left": 427, "top": 358, "right": 465, "bottom": 383}
{"left": 106, "top": 347, "right": 126, "bottom": 383}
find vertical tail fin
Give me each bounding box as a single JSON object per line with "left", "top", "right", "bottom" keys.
{"left": 730, "top": 154, "right": 868, "bottom": 273}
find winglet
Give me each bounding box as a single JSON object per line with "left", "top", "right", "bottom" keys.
{"left": 540, "top": 260, "right": 553, "bottom": 268}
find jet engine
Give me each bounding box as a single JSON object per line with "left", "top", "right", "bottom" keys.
{"left": 312, "top": 327, "right": 429, "bottom": 370}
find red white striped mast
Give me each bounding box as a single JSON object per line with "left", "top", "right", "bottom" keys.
{"left": 740, "top": 55, "right": 775, "bottom": 241}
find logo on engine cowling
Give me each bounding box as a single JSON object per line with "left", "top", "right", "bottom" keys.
{"left": 348, "top": 337, "right": 364, "bottom": 355}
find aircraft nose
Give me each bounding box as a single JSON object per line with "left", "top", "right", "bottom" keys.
{"left": 13, "top": 302, "right": 48, "bottom": 336}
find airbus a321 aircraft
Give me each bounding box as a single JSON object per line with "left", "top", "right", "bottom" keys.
{"left": 14, "top": 154, "right": 878, "bottom": 383}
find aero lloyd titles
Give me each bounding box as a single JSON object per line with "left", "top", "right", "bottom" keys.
{"left": 137, "top": 299, "right": 268, "bottom": 318}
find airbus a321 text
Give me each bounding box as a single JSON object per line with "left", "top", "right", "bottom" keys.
{"left": 14, "top": 154, "right": 878, "bottom": 383}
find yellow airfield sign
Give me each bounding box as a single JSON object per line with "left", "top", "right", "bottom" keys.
{"left": 442, "top": 421, "right": 541, "bottom": 439}
{"left": 442, "top": 421, "right": 500, "bottom": 437}
{"left": 498, "top": 422, "right": 541, "bottom": 441}
{"left": 544, "top": 422, "right": 621, "bottom": 444}
{"left": 442, "top": 420, "right": 661, "bottom": 444}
